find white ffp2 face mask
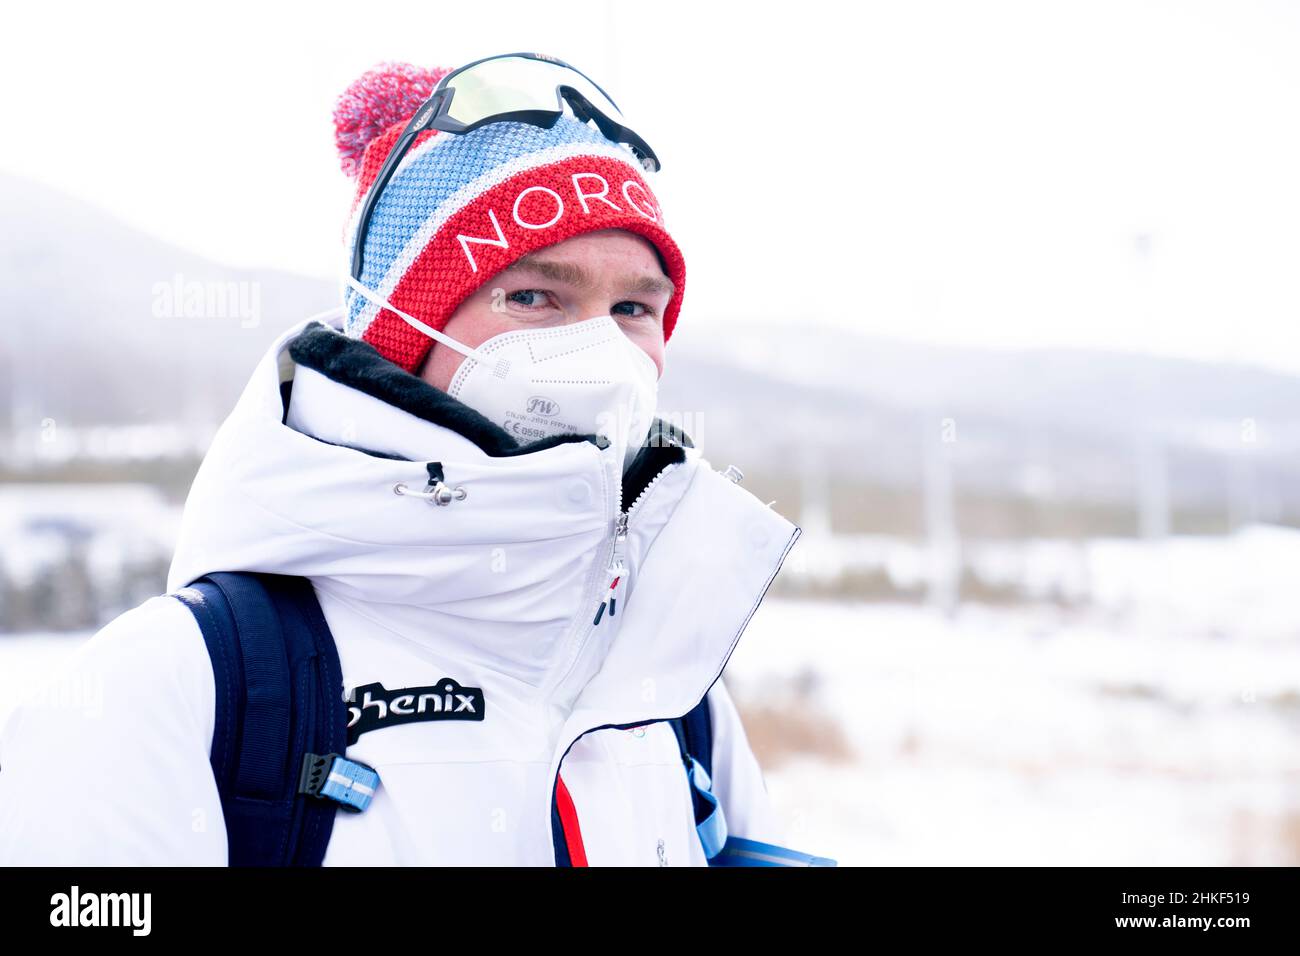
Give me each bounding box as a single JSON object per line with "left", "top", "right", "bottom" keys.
{"left": 346, "top": 277, "right": 660, "bottom": 472}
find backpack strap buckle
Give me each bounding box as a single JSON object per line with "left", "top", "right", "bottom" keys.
{"left": 298, "top": 752, "right": 381, "bottom": 813}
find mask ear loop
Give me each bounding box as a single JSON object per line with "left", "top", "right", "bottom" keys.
{"left": 344, "top": 276, "right": 510, "bottom": 379}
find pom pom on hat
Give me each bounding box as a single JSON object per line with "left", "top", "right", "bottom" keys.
{"left": 333, "top": 62, "right": 451, "bottom": 178}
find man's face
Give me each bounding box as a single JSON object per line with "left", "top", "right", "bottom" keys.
{"left": 417, "top": 228, "right": 675, "bottom": 392}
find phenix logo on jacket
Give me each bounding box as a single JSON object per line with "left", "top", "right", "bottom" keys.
{"left": 0, "top": 309, "right": 802, "bottom": 866}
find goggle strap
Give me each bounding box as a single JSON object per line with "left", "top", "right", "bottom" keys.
{"left": 344, "top": 276, "right": 503, "bottom": 373}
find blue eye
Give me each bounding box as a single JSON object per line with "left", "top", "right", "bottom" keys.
{"left": 507, "top": 289, "right": 551, "bottom": 309}
{"left": 613, "top": 301, "right": 657, "bottom": 320}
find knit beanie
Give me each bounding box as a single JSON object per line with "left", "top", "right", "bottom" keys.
{"left": 332, "top": 61, "right": 687, "bottom": 374}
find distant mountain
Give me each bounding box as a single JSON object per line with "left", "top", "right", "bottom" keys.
{"left": 662, "top": 323, "right": 1300, "bottom": 515}
{"left": 682, "top": 320, "right": 1300, "bottom": 446}
{"left": 0, "top": 173, "right": 338, "bottom": 430}
{"left": 4, "top": 173, "right": 1297, "bottom": 518}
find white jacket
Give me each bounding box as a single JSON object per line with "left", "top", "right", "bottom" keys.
{"left": 0, "top": 310, "right": 802, "bottom": 866}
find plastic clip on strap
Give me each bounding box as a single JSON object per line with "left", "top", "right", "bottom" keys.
{"left": 298, "top": 752, "right": 381, "bottom": 813}
{"left": 685, "top": 756, "right": 728, "bottom": 859}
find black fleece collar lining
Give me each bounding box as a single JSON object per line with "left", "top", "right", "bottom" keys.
{"left": 286, "top": 322, "right": 691, "bottom": 510}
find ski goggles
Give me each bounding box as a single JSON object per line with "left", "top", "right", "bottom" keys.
{"left": 350, "top": 51, "right": 661, "bottom": 281}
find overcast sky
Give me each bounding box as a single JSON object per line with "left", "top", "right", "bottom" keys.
{"left": 4, "top": 0, "right": 1300, "bottom": 373}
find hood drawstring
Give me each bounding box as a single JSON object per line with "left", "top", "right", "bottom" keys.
{"left": 393, "top": 461, "right": 468, "bottom": 505}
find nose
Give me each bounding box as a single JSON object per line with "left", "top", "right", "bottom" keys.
{"left": 554, "top": 294, "right": 665, "bottom": 379}
{"left": 559, "top": 295, "right": 619, "bottom": 324}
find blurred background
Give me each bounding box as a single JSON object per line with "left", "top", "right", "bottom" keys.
{"left": 2, "top": 0, "right": 1298, "bottom": 865}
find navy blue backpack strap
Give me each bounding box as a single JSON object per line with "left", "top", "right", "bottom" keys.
{"left": 173, "top": 571, "right": 351, "bottom": 866}
{"left": 673, "top": 694, "right": 714, "bottom": 780}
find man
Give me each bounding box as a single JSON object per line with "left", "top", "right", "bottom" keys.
{"left": 0, "top": 54, "right": 805, "bottom": 866}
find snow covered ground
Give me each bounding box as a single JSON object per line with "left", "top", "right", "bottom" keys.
{"left": 728, "top": 596, "right": 1300, "bottom": 866}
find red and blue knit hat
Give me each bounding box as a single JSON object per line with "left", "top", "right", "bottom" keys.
{"left": 333, "top": 62, "right": 688, "bottom": 373}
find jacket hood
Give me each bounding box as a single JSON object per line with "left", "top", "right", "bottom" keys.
{"left": 167, "top": 307, "right": 800, "bottom": 731}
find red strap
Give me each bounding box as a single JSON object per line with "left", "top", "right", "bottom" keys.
{"left": 555, "top": 773, "right": 589, "bottom": 867}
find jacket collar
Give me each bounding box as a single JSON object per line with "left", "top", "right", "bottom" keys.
{"left": 167, "top": 311, "right": 800, "bottom": 757}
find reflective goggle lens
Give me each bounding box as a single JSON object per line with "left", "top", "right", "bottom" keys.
{"left": 439, "top": 55, "right": 625, "bottom": 127}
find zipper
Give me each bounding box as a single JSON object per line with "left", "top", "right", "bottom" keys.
{"left": 544, "top": 442, "right": 686, "bottom": 736}
{"left": 589, "top": 455, "right": 678, "bottom": 626}
{"left": 544, "top": 437, "right": 693, "bottom": 859}
{"left": 591, "top": 510, "right": 628, "bottom": 625}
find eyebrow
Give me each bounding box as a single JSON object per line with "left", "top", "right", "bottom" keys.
{"left": 504, "top": 254, "right": 676, "bottom": 298}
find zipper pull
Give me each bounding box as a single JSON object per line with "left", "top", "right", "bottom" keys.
{"left": 593, "top": 511, "right": 630, "bottom": 626}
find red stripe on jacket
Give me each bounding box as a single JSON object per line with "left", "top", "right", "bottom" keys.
{"left": 555, "top": 773, "right": 589, "bottom": 867}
